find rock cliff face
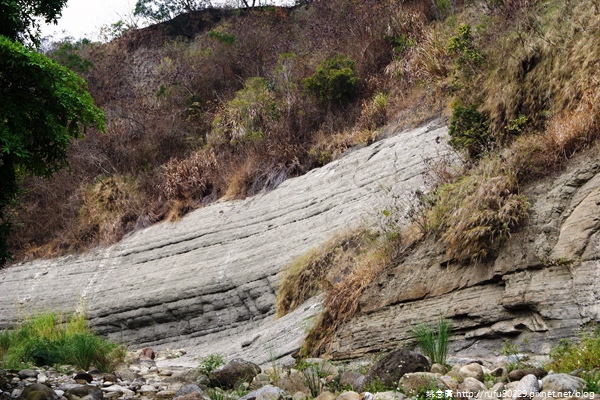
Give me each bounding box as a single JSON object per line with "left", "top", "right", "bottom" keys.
{"left": 2, "top": 120, "right": 598, "bottom": 366}
{"left": 327, "top": 149, "right": 600, "bottom": 360}
{"left": 0, "top": 121, "right": 448, "bottom": 366}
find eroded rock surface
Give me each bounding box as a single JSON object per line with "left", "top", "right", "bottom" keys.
{"left": 0, "top": 122, "right": 448, "bottom": 366}
{"left": 327, "top": 149, "right": 600, "bottom": 360}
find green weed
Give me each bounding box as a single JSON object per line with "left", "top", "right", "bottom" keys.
{"left": 412, "top": 316, "right": 452, "bottom": 365}
{"left": 548, "top": 329, "right": 600, "bottom": 390}
{"left": 0, "top": 311, "right": 124, "bottom": 371}
{"left": 198, "top": 353, "right": 226, "bottom": 375}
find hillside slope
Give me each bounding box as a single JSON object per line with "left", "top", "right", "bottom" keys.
{"left": 0, "top": 121, "right": 447, "bottom": 366}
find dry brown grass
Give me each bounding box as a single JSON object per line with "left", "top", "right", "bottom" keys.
{"left": 301, "top": 258, "right": 383, "bottom": 357}
{"left": 162, "top": 150, "right": 217, "bottom": 201}
{"left": 79, "top": 176, "right": 143, "bottom": 246}
{"left": 423, "top": 87, "right": 600, "bottom": 263}
{"left": 297, "top": 225, "right": 421, "bottom": 357}
{"left": 276, "top": 229, "right": 375, "bottom": 318}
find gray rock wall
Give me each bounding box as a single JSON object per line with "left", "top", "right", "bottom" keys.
{"left": 327, "top": 150, "right": 600, "bottom": 360}
{"left": 4, "top": 120, "right": 596, "bottom": 366}
{"left": 0, "top": 122, "right": 448, "bottom": 366}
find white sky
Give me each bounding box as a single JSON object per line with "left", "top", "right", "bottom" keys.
{"left": 41, "top": 0, "right": 140, "bottom": 41}
{"left": 40, "top": 0, "right": 294, "bottom": 42}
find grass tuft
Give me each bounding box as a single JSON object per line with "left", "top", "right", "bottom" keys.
{"left": 276, "top": 229, "right": 374, "bottom": 318}
{"left": 0, "top": 311, "right": 124, "bottom": 371}
{"left": 412, "top": 316, "right": 452, "bottom": 365}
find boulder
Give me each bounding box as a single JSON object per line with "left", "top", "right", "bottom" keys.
{"left": 155, "top": 390, "right": 177, "bottom": 400}
{"left": 101, "top": 374, "right": 117, "bottom": 383}
{"left": 431, "top": 364, "right": 448, "bottom": 375}
{"left": 140, "top": 348, "right": 155, "bottom": 360}
{"left": 399, "top": 372, "right": 449, "bottom": 394}
{"left": 17, "top": 371, "right": 38, "bottom": 380}
{"left": 58, "top": 384, "right": 84, "bottom": 392}
{"left": 174, "top": 384, "right": 209, "bottom": 400}
{"left": 363, "top": 349, "right": 430, "bottom": 390}
{"left": 314, "top": 392, "right": 336, "bottom": 400}
{"left": 277, "top": 370, "right": 311, "bottom": 395}
{"left": 73, "top": 373, "right": 93, "bottom": 384}
{"left": 478, "top": 382, "right": 505, "bottom": 400}
{"left": 459, "top": 364, "right": 484, "bottom": 383}
{"left": 457, "top": 377, "right": 486, "bottom": 395}
{"left": 64, "top": 385, "right": 104, "bottom": 400}
{"left": 339, "top": 372, "right": 365, "bottom": 392}
{"left": 139, "top": 385, "right": 157, "bottom": 394}
{"left": 163, "top": 369, "right": 203, "bottom": 384}
{"left": 508, "top": 368, "right": 546, "bottom": 382}
{"left": 209, "top": 359, "right": 261, "bottom": 389}
{"left": 292, "top": 392, "right": 309, "bottom": 400}
{"left": 174, "top": 393, "right": 206, "bottom": 400}
{"left": 439, "top": 376, "right": 458, "bottom": 391}
{"left": 238, "top": 385, "right": 285, "bottom": 400}
{"left": 113, "top": 365, "right": 137, "bottom": 382}
{"left": 336, "top": 392, "right": 359, "bottom": 400}
{"left": 18, "top": 384, "right": 57, "bottom": 400}
{"left": 541, "top": 374, "right": 586, "bottom": 393}
{"left": 511, "top": 374, "right": 539, "bottom": 399}
{"left": 372, "top": 392, "right": 406, "bottom": 400}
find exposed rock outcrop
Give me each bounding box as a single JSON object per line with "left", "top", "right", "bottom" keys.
{"left": 0, "top": 122, "right": 448, "bottom": 366}
{"left": 2, "top": 118, "right": 599, "bottom": 366}
{"left": 327, "top": 148, "right": 600, "bottom": 360}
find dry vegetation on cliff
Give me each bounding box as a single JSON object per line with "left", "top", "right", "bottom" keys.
{"left": 8, "top": 0, "right": 435, "bottom": 261}
{"left": 274, "top": 0, "right": 600, "bottom": 356}
{"left": 6, "top": 0, "right": 600, "bottom": 277}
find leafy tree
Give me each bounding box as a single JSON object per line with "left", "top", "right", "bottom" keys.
{"left": 134, "top": 0, "right": 212, "bottom": 22}
{"left": 0, "top": 1, "right": 105, "bottom": 267}
{"left": 0, "top": 0, "right": 68, "bottom": 47}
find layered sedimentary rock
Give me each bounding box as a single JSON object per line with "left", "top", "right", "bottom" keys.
{"left": 327, "top": 149, "right": 600, "bottom": 360}
{"left": 3, "top": 119, "right": 598, "bottom": 366}
{"left": 0, "top": 122, "right": 448, "bottom": 366}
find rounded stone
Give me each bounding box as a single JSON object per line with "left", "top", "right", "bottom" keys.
{"left": 458, "top": 364, "right": 484, "bottom": 383}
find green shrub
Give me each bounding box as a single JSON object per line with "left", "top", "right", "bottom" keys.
{"left": 48, "top": 40, "right": 94, "bottom": 73}
{"left": 295, "top": 362, "right": 326, "bottom": 397}
{"left": 412, "top": 316, "right": 451, "bottom": 365}
{"left": 303, "top": 55, "right": 359, "bottom": 106}
{"left": 548, "top": 329, "right": 600, "bottom": 391}
{"left": 448, "top": 103, "right": 492, "bottom": 159}
{"left": 68, "top": 333, "right": 103, "bottom": 371}
{"left": 198, "top": 353, "right": 226, "bottom": 375}
{"left": 25, "top": 336, "right": 66, "bottom": 367}
{"left": 425, "top": 157, "right": 530, "bottom": 263}
{"left": 500, "top": 339, "right": 529, "bottom": 372}
{"left": 210, "top": 77, "right": 280, "bottom": 145}
{"left": 0, "top": 312, "right": 124, "bottom": 371}
{"left": 208, "top": 30, "right": 236, "bottom": 45}
{"left": 447, "top": 24, "right": 482, "bottom": 70}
